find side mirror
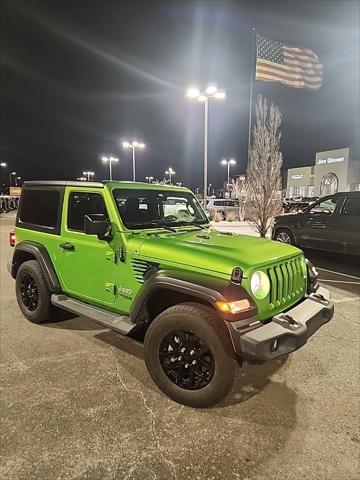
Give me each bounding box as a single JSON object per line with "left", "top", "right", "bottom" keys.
{"left": 84, "top": 214, "right": 109, "bottom": 238}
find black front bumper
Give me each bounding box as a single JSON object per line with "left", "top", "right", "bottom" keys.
{"left": 225, "top": 287, "right": 334, "bottom": 362}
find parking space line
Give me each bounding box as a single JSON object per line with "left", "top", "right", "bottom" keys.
{"left": 317, "top": 267, "right": 360, "bottom": 280}
{"left": 319, "top": 279, "right": 360, "bottom": 284}
{"left": 333, "top": 297, "right": 360, "bottom": 304}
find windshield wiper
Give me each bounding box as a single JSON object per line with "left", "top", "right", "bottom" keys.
{"left": 173, "top": 221, "right": 210, "bottom": 230}
{"left": 143, "top": 222, "right": 177, "bottom": 232}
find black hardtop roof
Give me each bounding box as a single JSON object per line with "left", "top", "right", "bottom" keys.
{"left": 23, "top": 180, "right": 105, "bottom": 188}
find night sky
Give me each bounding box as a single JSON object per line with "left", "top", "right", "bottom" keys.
{"left": 1, "top": 0, "right": 359, "bottom": 189}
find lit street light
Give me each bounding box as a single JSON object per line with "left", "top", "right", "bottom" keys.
{"left": 145, "top": 176, "right": 154, "bottom": 183}
{"left": 1, "top": 162, "right": 7, "bottom": 167}
{"left": 186, "top": 85, "right": 226, "bottom": 206}
{"left": 83, "top": 171, "right": 94, "bottom": 181}
{"left": 221, "top": 158, "right": 236, "bottom": 188}
{"left": 176, "top": 182, "right": 182, "bottom": 187}
{"left": 122, "top": 141, "right": 145, "bottom": 181}
{"left": 165, "top": 167, "right": 175, "bottom": 184}
{"left": 9, "top": 172, "right": 16, "bottom": 186}
{"left": 77, "top": 177, "right": 87, "bottom": 181}
{"left": 102, "top": 156, "right": 118, "bottom": 181}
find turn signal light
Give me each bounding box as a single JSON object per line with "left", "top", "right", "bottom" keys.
{"left": 9, "top": 231, "right": 16, "bottom": 247}
{"left": 216, "top": 299, "right": 251, "bottom": 314}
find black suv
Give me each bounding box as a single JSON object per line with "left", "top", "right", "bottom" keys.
{"left": 272, "top": 191, "right": 360, "bottom": 255}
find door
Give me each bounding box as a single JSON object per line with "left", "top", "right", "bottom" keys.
{"left": 57, "top": 189, "right": 117, "bottom": 306}
{"left": 331, "top": 195, "right": 360, "bottom": 254}
{"left": 297, "top": 195, "right": 341, "bottom": 250}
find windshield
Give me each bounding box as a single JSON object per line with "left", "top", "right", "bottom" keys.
{"left": 113, "top": 188, "right": 209, "bottom": 230}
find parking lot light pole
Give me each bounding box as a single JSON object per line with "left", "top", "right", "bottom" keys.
{"left": 221, "top": 158, "right": 236, "bottom": 189}
{"left": 83, "top": 171, "right": 94, "bottom": 181}
{"left": 145, "top": 176, "right": 154, "bottom": 183}
{"left": 122, "top": 141, "right": 145, "bottom": 181}
{"left": 186, "top": 85, "right": 226, "bottom": 207}
{"left": 102, "top": 156, "right": 118, "bottom": 181}
{"left": 9, "top": 172, "right": 16, "bottom": 186}
{"left": 165, "top": 167, "right": 175, "bottom": 184}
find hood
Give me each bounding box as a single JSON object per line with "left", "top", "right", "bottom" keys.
{"left": 275, "top": 212, "right": 303, "bottom": 220}
{"left": 128, "top": 227, "right": 302, "bottom": 277}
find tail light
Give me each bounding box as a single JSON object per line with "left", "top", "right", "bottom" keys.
{"left": 9, "top": 231, "right": 16, "bottom": 247}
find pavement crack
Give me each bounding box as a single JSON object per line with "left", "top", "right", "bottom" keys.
{"left": 322, "top": 333, "right": 359, "bottom": 344}
{"left": 108, "top": 345, "right": 177, "bottom": 480}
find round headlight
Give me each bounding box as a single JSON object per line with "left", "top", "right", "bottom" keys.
{"left": 250, "top": 271, "right": 270, "bottom": 299}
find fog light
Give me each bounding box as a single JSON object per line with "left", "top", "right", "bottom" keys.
{"left": 271, "top": 338, "right": 279, "bottom": 352}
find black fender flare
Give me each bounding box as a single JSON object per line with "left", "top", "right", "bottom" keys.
{"left": 11, "top": 241, "right": 61, "bottom": 293}
{"left": 129, "top": 269, "right": 257, "bottom": 323}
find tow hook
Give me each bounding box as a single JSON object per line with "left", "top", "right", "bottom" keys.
{"left": 274, "top": 314, "right": 298, "bottom": 329}
{"left": 311, "top": 293, "right": 327, "bottom": 303}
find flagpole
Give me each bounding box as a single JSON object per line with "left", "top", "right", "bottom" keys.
{"left": 247, "top": 27, "right": 256, "bottom": 162}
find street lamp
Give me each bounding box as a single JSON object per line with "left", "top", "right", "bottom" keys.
{"left": 165, "top": 167, "right": 175, "bottom": 184}
{"left": 145, "top": 176, "right": 154, "bottom": 183}
{"left": 15, "top": 176, "right": 22, "bottom": 186}
{"left": 221, "top": 158, "right": 236, "bottom": 188}
{"left": 77, "top": 177, "right": 87, "bottom": 181}
{"left": 0, "top": 162, "right": 7, "bottom": 167}
{"left": 9, "top": 172, "right": 16, "bottom": 186}
{"left": 122, "top": 141, "right": 145, "bottom": 181}
{"left": 176, "top": 182, "right": 182, "bottom": 187}
{"left": 186, "top": 85, "right": 226, "bottom": 206}
{"left": 83, "top": 171, "right": 94, "bottom": 181}
{"left": 102, "top": 156, "right": 118, "bottom": 181}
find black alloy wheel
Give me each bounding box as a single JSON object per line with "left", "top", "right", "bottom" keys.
{"left": 20, "top": 274, "right": 39, "bottom": 311}
{"left": 159, "top": 329, "right": 215, "bottom": 390}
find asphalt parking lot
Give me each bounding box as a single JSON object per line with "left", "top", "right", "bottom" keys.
{"left": 1, "top": 212, "right": 359, "bottom": 480}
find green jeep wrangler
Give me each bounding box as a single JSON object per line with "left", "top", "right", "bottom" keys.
{"left": 9, "top": 181, "right": 334, "bottom": 407}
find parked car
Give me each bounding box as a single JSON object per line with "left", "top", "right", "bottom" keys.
{"left": 9, "top": 180, "right": 333, "bottom": 407}
{"left": 0, "top": 195, "right": 19, "bottom": 214}
{"left": 283, "top": 196, "right": 319, "bottom": 213}
{"left": 273, "top": 191, "right": 360, "bottom": 255}
{"left": 206, "top": 198, "right": 239, "bottom": 220}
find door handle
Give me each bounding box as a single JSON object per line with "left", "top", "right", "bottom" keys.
{"left": 59, "top": 242, "right": 75, "bottom": 251}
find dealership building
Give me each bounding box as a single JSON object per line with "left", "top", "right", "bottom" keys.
{"left": 286, "top": 147, "right": 360, "bottom": 198}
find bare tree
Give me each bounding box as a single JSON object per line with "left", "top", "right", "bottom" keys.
{"left": 231, "top": 176, "right": 247, "bottom": 221}
{"left": 245, "top": 95, "right": 283, "bottom": 237}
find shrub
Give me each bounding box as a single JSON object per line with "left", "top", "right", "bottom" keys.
{"left": 212, "top": 211, "right": 223, "bottom": 222}
{"left": 225, "top": 211, "right": 237, "bottom": 222}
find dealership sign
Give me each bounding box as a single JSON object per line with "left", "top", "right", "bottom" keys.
{"left": 317, "top": 156, "right": 345, "bottom": 165}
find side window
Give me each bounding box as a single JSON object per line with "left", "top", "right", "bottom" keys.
{"left": 341, "top": 197, "right": 360, "bottom": 216}
{"left": 67, "top": 192, "right": 108, "bottom": 231}
{"left": 18, "top": 189, "right": 61, "bottom": 232}
{"left": 310, "top": 196, "right": 338, "bottom": 215}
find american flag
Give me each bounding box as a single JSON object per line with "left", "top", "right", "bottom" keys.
{"left": 255, "top": 35, "right": 323, "bottom": 90}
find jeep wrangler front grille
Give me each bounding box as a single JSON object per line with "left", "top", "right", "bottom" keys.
{"left": 131, "top": 259, "right": 159, "bottom": 283}
{"left": 266, "top": 256, "right": 305, "bottom": 310}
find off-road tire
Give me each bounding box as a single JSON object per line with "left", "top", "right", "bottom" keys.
{"left": 144, "top": 302, "right": 237, "bottom": 407}
{"left": 16, "top": 260, "right": 52, "bottom": 324}
{"left": 274, "top": 228, "right": 295, "bottom": 245}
